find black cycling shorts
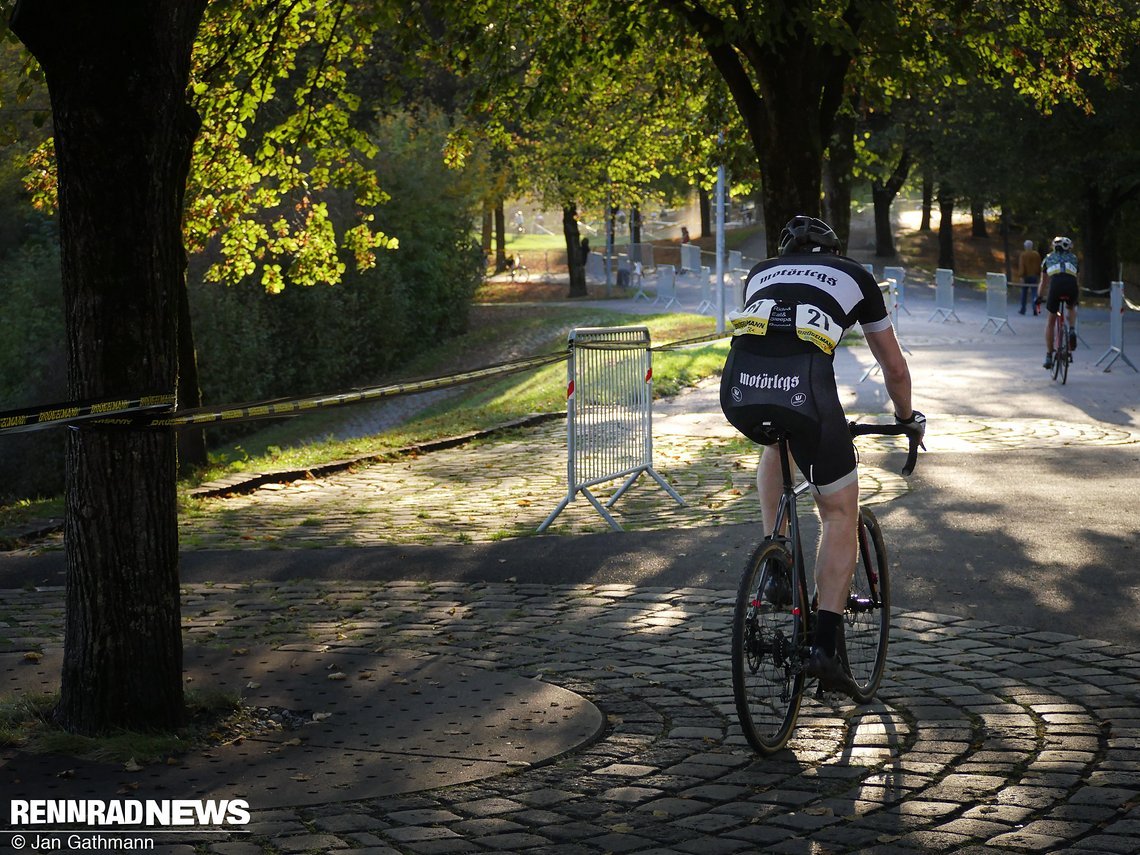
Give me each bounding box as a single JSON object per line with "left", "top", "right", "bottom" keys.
{"left": 1046, "top": 273, "right": 1079, "bottom": 314}
{"left": 720, "top": 342, "right": 856, "bottom": 495}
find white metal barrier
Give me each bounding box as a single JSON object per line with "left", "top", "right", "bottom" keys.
{"left": 883, "top": 265, "right": 911, "bottom": 315}
{"left": 538, "top": 326, "right": 685, "bottom": 532}
{"left": 680, "top": 243, "right": 701, "bottom": 272}
{"left": 981, "top": 272, "right": 1014, "bottom": 334}
{"left": 860, "top": 278, "right": 908, "bottom": 382}
{"left": 930, "top": 268, "right": 961, "bottom": 322}
{"left": 652, "top": 265, "right": 680, "bottom": 309}
{"left": 1095, "top": 281, "right": 1138, "bottom": 373}
{"left": 585, "top": 251, "right": 606, "bottom": 282}
{"left": 630, "top": 260, "right": 649, "bottom": 301}
{"left": 628, "top": 242, "right": 656, "bottom": 271}
{"left": 730, "top": 268, "right": 749, "bottom": 312}
{"left": 690, "top": 265, "right": 714, "bottom": 314}
{"left": 728, "top": 249, "right": 743, "bottom": 270}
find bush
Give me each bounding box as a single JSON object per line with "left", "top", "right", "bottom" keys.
{"left": 0, "top": 224, "right": 67, "bottom": 502}
{"left": 190, "top": 111, "right": 483, "bottom": 413}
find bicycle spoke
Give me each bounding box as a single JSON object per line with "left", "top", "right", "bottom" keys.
{"left": 842, "top": 508, "right": 890, "bottom": 704}
{"left": 732, "top": 542, "right": 805, "bottom": 754}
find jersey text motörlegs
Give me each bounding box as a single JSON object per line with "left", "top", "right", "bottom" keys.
{"left": 732, "top": 254, "right": 892, "bottom": 355}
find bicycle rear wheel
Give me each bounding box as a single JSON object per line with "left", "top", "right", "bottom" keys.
{"left": 1060, "top": 337, "right": 1070, "bottom": 385}
{"left": 1052, "top": 322, "right": 1065, "bottom": 382}
{"left": 732, "top": 541, "right": 806, "bottom": 754}
{"left": 840, "top": 507, "right": 891, "bottom": 704}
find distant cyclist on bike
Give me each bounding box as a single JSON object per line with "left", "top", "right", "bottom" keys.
{"left": 1038, "top": 235, "right": 1079, "bottom": 369}
{"left": 720, "top": 215, "right": 923, "bottom": 696}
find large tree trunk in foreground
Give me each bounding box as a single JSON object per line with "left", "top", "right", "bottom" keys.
{"left": 12, "top": 0, "right": 207, "bottom": 734}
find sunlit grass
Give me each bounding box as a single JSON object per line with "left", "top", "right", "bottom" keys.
{"left": 188, "top": 310, "right": 729, "bottom": 488}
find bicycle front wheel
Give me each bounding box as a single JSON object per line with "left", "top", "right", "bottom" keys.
{"left": 732, "top": 541, "right": 806, "bottom": 754}
{"left": 840, "top": 507, "right": 891, "bottom": 704}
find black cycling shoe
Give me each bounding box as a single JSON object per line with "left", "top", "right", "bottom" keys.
{"left": 1043, "top": 352, "right": 1053, "bottom": 369}
{"left": 1069, "top": 331, "right": 1078, "bottom": 351}
{"left": 804, "top": 647, "right": 859, "bottom": 697}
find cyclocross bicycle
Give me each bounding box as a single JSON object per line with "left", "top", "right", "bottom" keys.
{"left": 731, "top": 419, "right": 924, "bottom": 755}
{"left": 509, "top": 254, "right": 530, "bottom": 283}
{"left": 1048, "top": 294, "right": 1074, "bottom": 385}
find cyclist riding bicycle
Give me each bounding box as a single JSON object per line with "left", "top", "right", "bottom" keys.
{"left": 720, "top": 215, "right": 923, "bottom": 696}
{"left": 1038, "top": 235, "right": 1079, "bottom": 369}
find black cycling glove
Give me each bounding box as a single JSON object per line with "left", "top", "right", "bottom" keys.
{"left": 895, "top": 409, "right": 926, "bottom": 438}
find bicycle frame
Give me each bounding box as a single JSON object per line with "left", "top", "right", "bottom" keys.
{"left": 768, "top": 437, "right": 817, "bottom": 640}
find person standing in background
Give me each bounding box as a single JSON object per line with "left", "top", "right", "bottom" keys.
{"left": 1017, "top": 239, "right": 1042, "bottom": 315}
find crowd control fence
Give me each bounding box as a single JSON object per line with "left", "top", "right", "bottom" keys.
{"left": 1095, "top": 281, "right": 1138, "bottom": 373}
{"left": 0, "top": 325, "right": 733, "bottom": 529}
{"left": 537, "top": 326, "right": 687, "bottom": 532}
{"left": 930, "top": 268, "right": 961, "bottom": 323}
{"left": 883, "top": 266, "right": 911, "bottom": 315}
{"left": 982, "top": 272, "right": 1014, "bottom": 335}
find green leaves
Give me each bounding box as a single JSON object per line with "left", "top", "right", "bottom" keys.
{"left": 185, "top": 0, "right": 399, "bottom": 290}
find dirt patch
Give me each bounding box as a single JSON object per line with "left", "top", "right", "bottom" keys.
{"left": 475, "top": 275, "right": 636, "bottom": 303}
{"left": 895, "top": 221, "right": 1023, "bottom": 282}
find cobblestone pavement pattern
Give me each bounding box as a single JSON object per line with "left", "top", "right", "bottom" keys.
{"left": 5, "top": 580, "right": 1140, "bottom": 854}
{"left": 3, "top": 282, "right": 1140, "bottom": 854}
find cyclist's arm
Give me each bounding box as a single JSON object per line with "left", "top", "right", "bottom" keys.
{"left": 865, "top": 326, "right": 913, "bottom": 419}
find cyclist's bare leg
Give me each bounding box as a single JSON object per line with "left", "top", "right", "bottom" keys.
{"left": 1067, "top": 305, "right": 1078, "bottom": 345}
{"left": 756, "top": 447, "right": 784, "bottom": 536}
{"left": 812, "top": 481, "right": 860, "bottom": 615}
{"left": 1044, "top": 311, "right": 1057, "bottom": 351}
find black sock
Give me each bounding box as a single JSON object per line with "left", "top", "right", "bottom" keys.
{"left": 815, "top": 609, "right": 841, "bottom": 657}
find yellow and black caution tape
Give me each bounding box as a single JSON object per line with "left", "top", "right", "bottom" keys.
{"left": 651, "top": 330, "right": 731, "bottom": 351}
{"left": 0, "top": 394, "right": 175, "bottom": 435}
{"left": 0, "top": 325, "right": 735, "bottom": 438}
{"left": 141, "top": 352, "right": 569, "bottom": 428}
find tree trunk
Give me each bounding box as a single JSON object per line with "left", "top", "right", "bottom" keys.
{"left": 480, "top": 202, "right": 492, "bottom": 260}
{"left": 630, "top": 202, "right": 642, "bottom": 245}
{"left": 176, "top": 282, "right": 207, "bottom": 472}
{"left": 12, "top": 0, "right": 207, "bottom": 734}
{"left": 1081, "top": 186, "right": 1118, "bottom": 294}
{"left": 872, "top": 185, "right": 895, "bottom": 257}
{"left": 823, "top": 108, "right": 855, "bottom": 250}
{"left": 564, "top": 204, "right": 587, "bottom": 298}
{"left": 937, "top": 185, "right": 956, "bottom": 271}
{"left": 697, "top": 185, "right": 711, "bottom": 238}
{"left": 920, "top": 172, "right": 933, "bottom": 232}
{"left": 970, "top": 200, "right": 988, "bottom": 237}
{"left": 871, "top": 148, "right": 912, "bottom": 257}
{"left": 494, "top": 201, "right": 507, "bottom": 271}
{"left": 1000, "top": 205, "right": 1012, "bottom": 281}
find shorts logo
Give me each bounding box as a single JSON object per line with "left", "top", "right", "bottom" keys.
{"left": 791, "top": 392, "right": 807, "bottom": 407}
{"left": 731, "top": 387, "right": 743, "bottom": 403}
{"left": 737, "top": 371, "right": 801, "bottom": 391}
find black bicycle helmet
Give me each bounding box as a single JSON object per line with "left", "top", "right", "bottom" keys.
{"left": 779, "top": 215, "right": 841, "bottom": 256}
